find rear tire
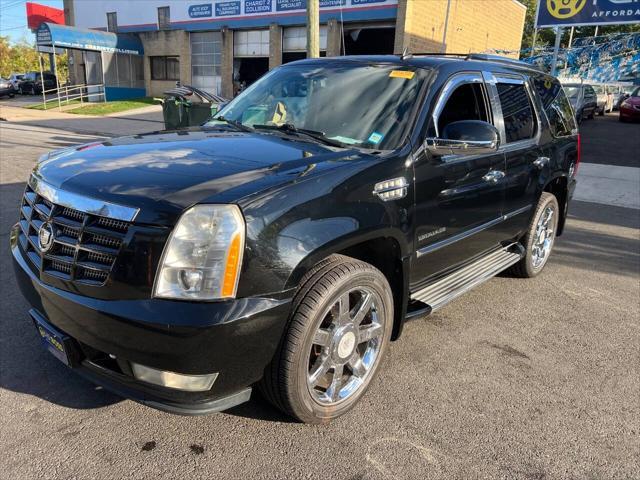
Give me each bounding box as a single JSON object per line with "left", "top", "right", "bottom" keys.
{"left": 259, "top": 255, "right": 393, "bottom": 424}
{"left": 509, "top": 192, "right": 560, "bottom": 278}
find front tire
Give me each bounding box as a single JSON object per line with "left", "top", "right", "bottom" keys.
{"left": 260, "top": 255, "right": 393, "bottom": 423}
{"left": 509, "top": 192, "right": 560, "bottom": 278}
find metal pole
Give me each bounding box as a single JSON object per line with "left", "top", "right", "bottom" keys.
{"left": 530, "top": 28, "right": 538, "bottom": 57}
{"left": 565, "top": 26, "right": 575, "bottom": 69}
{"left": 306, "top": 0, "right": 319, "bottom": 58}
{"left": 550, "top": 26, "right": 563, "bottom": 77}
{"left": 38, "top": 50, "right": 46, "bottom": 109}
{"left": 441, "top": 0, "right": 452, "bottom": 53}
{"left": 53, "top": 45, "right": 62, "bottom": 110}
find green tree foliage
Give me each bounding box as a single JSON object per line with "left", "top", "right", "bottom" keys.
{"left": 521, "top": 0, "right": 640, "bottom": 52}
{"left": 0, "top": 36, "right": 68, "bottom": 82}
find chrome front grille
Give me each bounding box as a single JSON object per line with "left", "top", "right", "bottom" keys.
{"left": 17, "top": 176, "right": 139, "bottom": 286}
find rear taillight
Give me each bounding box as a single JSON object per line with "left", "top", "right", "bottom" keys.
{"left": 572, "top": 134, "right": 581, "bottom": 177}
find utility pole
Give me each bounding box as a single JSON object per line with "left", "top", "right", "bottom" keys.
{"left": 307, "top": 0, "right": 320, "bottom": 58}
{"left": 441, "top": 0, "right": 452, "bottom": 53}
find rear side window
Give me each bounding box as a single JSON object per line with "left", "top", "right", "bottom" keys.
{"left": 496, "top": 83, "right": 536, "bottom": 143}
{"left": 533, "top": 77, "right": 577, "bottom": 137}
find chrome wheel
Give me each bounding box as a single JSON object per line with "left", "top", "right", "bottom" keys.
{"left": 307, "top": 287, "right": 384, "bottom": 406}
{"left": 532, "top": 205, "right": 555, "bottom": 269}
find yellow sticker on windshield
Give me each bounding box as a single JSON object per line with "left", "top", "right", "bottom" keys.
{"left": 389, "top": 70, "right": 415, "bottom": 80}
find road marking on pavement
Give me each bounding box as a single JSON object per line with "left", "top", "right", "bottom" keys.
{"left": 574, "top": 163, "right": 640, "bottom": 210}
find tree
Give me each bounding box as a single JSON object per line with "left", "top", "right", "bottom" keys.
{"left": 0, "top": 36, "right": 68, "bottom": 82}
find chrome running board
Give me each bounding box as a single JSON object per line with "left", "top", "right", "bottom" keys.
{"left": 410, "top": 244, "right": 524, "bottom": 312}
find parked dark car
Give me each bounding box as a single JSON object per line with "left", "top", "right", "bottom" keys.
{"left": 619, "top": 86, "right": 640, "bottom": 122}
{"left": 11, "top": 54, "right": 579, "bottom": 423}
{"left": 18, "top": 71, "right": 57, "bottom": 95}
{"left": 0, "top": 77, "right": 15, "bottom": 98}
{"left": 564, "top": 83, "right": 598, "bottom": 123}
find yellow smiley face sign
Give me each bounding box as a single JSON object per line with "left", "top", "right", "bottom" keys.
{"left": 546, "top": 0, "right": 587, "bottom": 19}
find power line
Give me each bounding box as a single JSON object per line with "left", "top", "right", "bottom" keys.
{"left": 0, "top": 24, "right": 27, "bottom": 31}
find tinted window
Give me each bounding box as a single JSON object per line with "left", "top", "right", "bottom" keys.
{"left": 496, "top": 83, "right": 536, "bottom": 143}
{"left": 533, "top": 77, "right": 577, "bottom": 137}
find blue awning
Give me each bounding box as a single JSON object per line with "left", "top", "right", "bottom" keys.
{"left": 36, "top": 23, "right": 143, "bottom": 55}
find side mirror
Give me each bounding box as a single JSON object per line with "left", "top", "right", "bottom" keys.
{"left": 425, "top": 120, "right": 500, "bottom": 157}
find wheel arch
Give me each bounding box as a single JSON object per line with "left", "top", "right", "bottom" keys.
{"left": 543, "top": 174, "right": 569, "bottom": 236}
{"left": 285, "top": 232, "right": 410, "bottom": 341}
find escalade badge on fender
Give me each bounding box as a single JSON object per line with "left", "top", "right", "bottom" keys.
{"left": 38, "top": 222, "right": 55, "bottom": 253}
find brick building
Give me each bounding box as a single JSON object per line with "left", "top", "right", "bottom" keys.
{"left": 62, "top": 0, "right": 527, "bottom": 99}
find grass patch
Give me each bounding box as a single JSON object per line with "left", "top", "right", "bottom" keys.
{"left": 67, "top": 97, "right": 159, "bottom": 116}
{"left": 27, "top": 99, "right": 82, "bottom": 110}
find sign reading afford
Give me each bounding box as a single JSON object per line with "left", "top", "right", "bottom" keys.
{"left": 536, "top": 0, "right": 640, "bottom": 27}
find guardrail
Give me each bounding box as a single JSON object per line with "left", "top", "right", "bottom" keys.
{"left": 38, "top": 83, "right": 106, "bottom": 110}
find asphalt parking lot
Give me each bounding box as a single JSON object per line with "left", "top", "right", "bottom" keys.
{"left": 0, "top": 114, "right": 638, "bottom": 479}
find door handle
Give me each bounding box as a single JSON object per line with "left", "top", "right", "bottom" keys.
{"left": 533, "top": 156, "right": 550, "bottom": 169}
{"left": 482, "top": 170, "right": 505, "bottom": 184}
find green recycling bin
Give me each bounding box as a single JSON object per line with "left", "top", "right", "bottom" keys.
{"left": 162, "top": 85, "right": 226, "bottom": 130}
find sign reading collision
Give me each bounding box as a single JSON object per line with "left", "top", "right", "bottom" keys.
{"left": 536, "top": 0, "right": 640, "bottom": 27}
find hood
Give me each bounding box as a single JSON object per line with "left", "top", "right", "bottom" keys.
{"left": 33, "top": 128, "right": 372, "bottom": 225}
{"left": 623, "top": 95, "right": 640, "bottom": 106}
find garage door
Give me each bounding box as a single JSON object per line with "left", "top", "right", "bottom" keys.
{"left": 234, "top": 30, "right": 269, "bottom": 57}
{"left": 283, "top": 26, "right": 327, "bottom": 52}
{"left": 190, "top": 31, "right": 222, "bottom": 95}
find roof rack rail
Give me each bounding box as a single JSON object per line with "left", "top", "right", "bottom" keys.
{"left": 464, "top": 53, "right": 544, "bottom": 72}
{"left": 409, "top": 52, "right": 469, "bottom": 57}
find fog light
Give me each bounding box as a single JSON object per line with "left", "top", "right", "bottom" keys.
{"left": 131, "top": 363, "right": 218, "bottom": 392}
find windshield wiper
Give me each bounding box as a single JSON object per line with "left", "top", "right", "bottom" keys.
{"left": 253, "top": 123, "right": 346, "bottom": 148}
{"left": 211, "top": 116, "right": 254, "bottom": 132}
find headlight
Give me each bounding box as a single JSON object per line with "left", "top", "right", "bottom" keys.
{"left": 154, "top": 204, "right": 245, "bottom": 300}
{"left": 621, "top": 100, "right": 631, "bottom": 108}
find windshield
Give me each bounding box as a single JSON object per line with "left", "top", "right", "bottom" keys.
{"left": 564, "top": 86, "right": 580, "bottom": 99}
{"left": 210, "top": 62, "right": 428, "bottom": 150}
{"left": 592, "top": 85, "right": 604, "bottom": 94}
{"left": 632, "top": 87, "right": 640, "bottom": 97}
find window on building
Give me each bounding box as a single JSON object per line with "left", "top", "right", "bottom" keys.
{"left": 106, "top": 12, "right": 117, "bottom": 32}
{"left": 437, "top": 83, "right": 490, "bottom": 136}
{"left": 151, "top": 56, "right": 179, "bottom": 81}
{"left": 496, "top": 82, "right": 536, "bottom": 143}
{"left": 158, "top": 6, "right": 170, "bottom": 30}
{"left": 533, "top": 76, "right": 576, "bottom": 137}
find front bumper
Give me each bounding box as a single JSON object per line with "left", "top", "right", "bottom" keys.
{"left": 11, "top": 236, "right": 292, "bottom": 415}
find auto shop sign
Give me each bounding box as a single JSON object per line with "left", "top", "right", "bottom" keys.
{"left": 536, "top": 0, "right": 640, "bottom": 27}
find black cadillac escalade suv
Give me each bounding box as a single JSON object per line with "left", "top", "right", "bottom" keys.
{"left": 11, "top": 54, "right": 579, "bottom": 424}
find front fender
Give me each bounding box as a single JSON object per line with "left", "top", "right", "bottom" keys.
{"left": 236, "top": 154, "right": 414, "bottom": 298}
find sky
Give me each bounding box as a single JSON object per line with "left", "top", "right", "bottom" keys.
{"left": 0, "top": 0, "right": 63, "bottom": 44}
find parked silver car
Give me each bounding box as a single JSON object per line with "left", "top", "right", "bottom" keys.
{"left": 8, "top": 73, "right": 25, "bottom": 92}
{"left": 564, "top": 83, "right": 598, "bottom": 123}
{"left": 0, "top": 78, "right": 15, "bottom": 98}
{"left": 592, "top": 84, "right": 613, "bottom": 115}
